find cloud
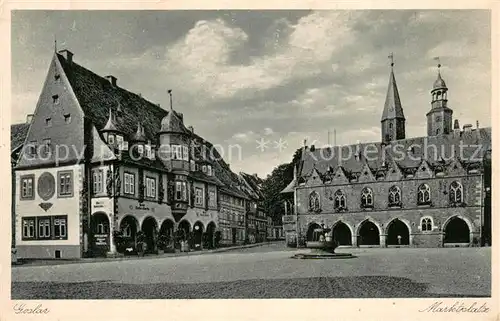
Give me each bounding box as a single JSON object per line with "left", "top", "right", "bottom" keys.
{"left": 163, "top": 11, "right": 359, "bottom": 100}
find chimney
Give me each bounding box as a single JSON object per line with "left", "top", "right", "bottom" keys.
{"left": 26, "top": 114, "right": 34, "bottom": 124}
{"left": 105, "top": 75, "right": 117, "bottom": 87}
{"left": 58, "top": 49, "right": 73, "bottom": 64}
{"left": 187, "top": 126, "right": 194, "bottom": 134}
{"left": 463, "top": 124, "right": 473, "bottom": 132}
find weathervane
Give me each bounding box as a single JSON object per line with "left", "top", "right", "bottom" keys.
{"left": 388, "top": 52, "right": 394, "bottom": 67}
{"left": 434, "top": 56, "right": 441, "bottom": 69}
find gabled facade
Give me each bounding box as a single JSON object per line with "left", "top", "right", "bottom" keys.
{"left": 12, "top": 49, "right": 257, "bottom": 259}
{"left": 282, "top": 61, "right": 492, "bottom": 248}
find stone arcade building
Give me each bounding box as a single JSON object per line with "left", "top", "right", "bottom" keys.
{"left": 12, "top": 49, "right": 259, "bottom": 259}
{"left": 282, "top": 62, "right": 492, "bottom": 248}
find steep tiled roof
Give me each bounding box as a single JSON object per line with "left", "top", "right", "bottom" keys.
{"left": 300, "top": 128, "right": 491, "bottom": 178}
{"left": 57, "top": 53, "right": 168, "bottom": 142}
{"left": 56, "top": 52, "right": 246, "bottom": 193}
{"left": 11, "top": 123, "right": 30, "bottom": 152}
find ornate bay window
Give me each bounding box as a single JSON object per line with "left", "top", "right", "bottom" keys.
{"left": 175, "top": 181, "right": 188, "bottom": 201}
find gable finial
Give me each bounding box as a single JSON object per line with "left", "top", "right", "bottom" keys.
{"left": 54, "top": 35, "right": 57, "bottom": 52}
{"left": 168, "top": 89, "right": 173, "bottom": 110}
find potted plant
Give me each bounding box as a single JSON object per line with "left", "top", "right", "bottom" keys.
{"left": 157, "top": 234, "right": 167, "bottom": 254}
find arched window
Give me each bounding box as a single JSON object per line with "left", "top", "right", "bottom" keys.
{"left": 309, "top": 191, "right": 321, "bottom": 212}
{"left": 361, "top": 187, "right": 373, "bottom": 208}
{"left": 421, "top": 217, "right": 433, "bottom": 231}
{"left": 417, "top": 184, "right": 431, "bottom": 205}
{"left": 449, "top": 181, "right": 463, "bottom": 204}
{"left": 388, "top": 185, "right": 401, "bottom": 207}
{"left": 334, "top": 190, "right": 346, "bottom": 210}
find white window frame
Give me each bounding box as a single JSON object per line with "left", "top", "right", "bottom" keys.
{"left": 420, "top": 217, "right": 433, "bottom": 232}
{"left": 145, "top": 176, "right": 156, "bottom": 198}
{"left": 38, "top": 218, "right": 51, "bottom": 238}
{"left": 182, "top": 146, "right": 189, "bottom": 161}
{"left": 207, "top": 165, "right": 212, "bottom": 176}
{"left": 22, "top": 218, "right": 35, "bottom": 239}
{"left": 175, "top": 181, "right": 187, "bottom": 201}
{"left": 93, "top": 169, "right": 103, "bottom": 194}
{"left": 195, "top": 187, "right": 204, "bottom": 206}
{"left": 124, "top": 172, "right": 135, "bottom": 195}
{"left": 54, "top": 217, "right": 67, "bottom": 238}
{"left": 58, "top": 171, "right": 73, "bottom": 197}
{"left": 21, "top": 175, "right": 34, "bottom": 199}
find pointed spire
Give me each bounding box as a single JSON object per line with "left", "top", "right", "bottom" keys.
{"left": 132, "top": 122, "right": 147, "bottom": 142}
{"left": 433, "top": 57, "right": 447, "bottom": 89}
{"left": 102, "top": 108, "right": 119, "bottom": 132}
{"left": 381, "top": 54, "right": 405, "bottom": 122}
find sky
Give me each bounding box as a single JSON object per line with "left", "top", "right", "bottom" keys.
{"left": 11, "top": 10, "right": 491, "bottom": 177}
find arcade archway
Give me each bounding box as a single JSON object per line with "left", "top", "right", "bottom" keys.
{"left": 192, "top": 221, "right": 204, "bottom": 250}
{"left": 306, "top": 223, "right": 321, "bottom": 242}
{"left": 119, "top": 215, "right": 139, "bottom": 253}
{"left": 142, "top": 216, "right": 158, "bottom": 254}
{"left": 386, "top": 219, "right": 410, "bottom": 246}
{"left": 206, "top": 222, "right": 216, "bottom": 249}
{"left": 444, "top": 217, "right": 470, "bottom": 244}
{"left": 358, "top": 220, "right": 380, "bottom": 246}
{"left": 332, "top": 222, "right": 352, "bottom": 246}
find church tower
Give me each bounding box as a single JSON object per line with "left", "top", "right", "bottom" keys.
{"left": 427, "top": 61, "right": 453, "bottom": 136}
{"left": 381, "top": 54, "right": 406, "bottom": 143}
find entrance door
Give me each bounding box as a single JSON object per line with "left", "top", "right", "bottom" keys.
{"left": 91, "top": 213, "right": 110, "bottom": 257}
{"left": 142, "top": 217, "right": 158, "bottom": 254}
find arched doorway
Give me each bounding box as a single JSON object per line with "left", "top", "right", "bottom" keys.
{"left": 192, "top": 221, "right": 204, "bottom": 250}
{"left": 306, "top": 223, "right": 321, "bottom": 242}
{"left": 386, "top": 219, "right": 410, "bottom": 246}
{"left": 444, "top": 217, "right": 470, "bottom": 244}
{"left": 332, "top": 222, "right": 352, "bottom": 246}
{"left": 159, "top": 219, "right": 174, "bottom": 238}
{"left": 177, "top": 220, "right": 191, "bottom": 245}
{"left": 119, "top": 216, "right": 138, "bottom": 253}
{"left": 206, "top": 222, "right": 216, "bottom": 249}
{"left": 91, "top": 213, "right": 110, "bottom": 256}
{"left": 142, "top": 216, "right": 158, "bottom": 254}
{"left": 358, "top": 220, "right": 380, "bottom": 246}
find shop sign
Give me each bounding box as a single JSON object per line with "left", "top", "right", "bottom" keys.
{"left": 94, "top": 234, "right": 109, "bottom": 246}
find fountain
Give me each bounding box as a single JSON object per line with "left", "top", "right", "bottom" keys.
{"left": 291, "top": 225, "right": 354, "bottom": 259}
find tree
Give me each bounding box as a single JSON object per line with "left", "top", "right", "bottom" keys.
{"left": 261, "top": 148, "right": 302, "bottom": 225}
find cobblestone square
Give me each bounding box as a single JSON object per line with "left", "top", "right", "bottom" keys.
{"left": 11, "top": 244, "right": 491, "bottom": 299}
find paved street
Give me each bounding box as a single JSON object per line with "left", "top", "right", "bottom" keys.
{"left": 11, "top": 243, "right": 490, "bottom": 299}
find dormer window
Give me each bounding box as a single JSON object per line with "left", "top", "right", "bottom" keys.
{"left": 108, "top": 134, "right": 115, "bottom": 145}
{"left": 45, "top": 118, "right": 52, "bottom": 127}
{"left": 64, "top": 114, "right": 71, "bottom": 124}
{"left": 137, "top": 144, "right": 144, "bottom": 156}
{"left": 54, "top": 74, "right": 61, "bottom": 81}
{"left": 52, "top": 95, "right": 59, "bottom": 105}
{"left": 202, "top": 165, "right": 207, "bottom": 173}
{"left": 207, "top": 165, "right": 212, "bottom": 176}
